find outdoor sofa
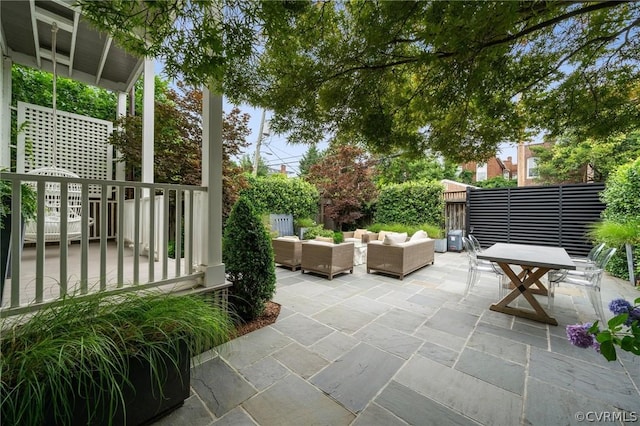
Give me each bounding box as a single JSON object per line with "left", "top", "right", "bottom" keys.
{"left": 366, "top": 232, "right": 435, "bottom": 280}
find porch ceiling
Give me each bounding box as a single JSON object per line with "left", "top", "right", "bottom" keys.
{"left": 1, "top": 0, "right": 142, "bottom": 93}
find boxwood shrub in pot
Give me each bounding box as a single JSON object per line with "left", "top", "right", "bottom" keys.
{"left": 0, "top": 291, "right": 235, "bottom": 426}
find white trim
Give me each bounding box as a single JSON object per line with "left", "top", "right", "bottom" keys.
{"left": 0, "top": 57, "right": 11, "bottom": 169}
{"left": 29, "top": 0, "right": 41, "bottom": 68}
{"left": 95, "top": 36, "right": 112, "bottom": 85}
{"left": 68, "top": 12, "right": 80, "bottom": 77}
{"left": 141, "top": 57, "right": 154, "bottom": 184}
{"left": 527, "top": 157, "right": 538, "bottom": 178}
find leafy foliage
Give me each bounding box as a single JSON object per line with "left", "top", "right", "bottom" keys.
{"left": 374, "top": 154, "right": 458, "bottom": 187}
{"left": 368, "top": 223, "right": 443, "bottom": 239}
{"left": 375, "top": 181, "right": 445, "bottom": 227}
{"left": 595, "top": 157, "right": 640, "bottom": 281}
{"left": 239, "top": 154, "right": 269, "bottom": 177}
{"left": 222, "top": 197, "right": 276, "bottom": 322}
{"left": 475, "top": 176, "right": 517, "bottom": 189}
{"left": 306, "top": 145, "right": 378, "bottom": 229}
{"left": 241, "top": 173, "right": 319, "bottom": 221}
{"left": 532, "top": 133, "right": 640, "bottom": 184}
{"left": 0, "top": 291, "right": 234, "bottom": 425}
{"left": 80, "top": 2, "right": 640, "bottom": 163}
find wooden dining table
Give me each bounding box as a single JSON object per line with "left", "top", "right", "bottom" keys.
{"left": 477, "top": 243, "right": 576, "bottom": 326}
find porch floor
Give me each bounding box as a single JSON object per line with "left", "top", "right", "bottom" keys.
{"left": 157, "top": 250, "right": 640, "bottom": 426}
{"left": 2, "top": 240, "right": 195, "bottom": 308}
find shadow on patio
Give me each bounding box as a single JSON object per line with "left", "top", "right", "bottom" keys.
{"left": 156, "top": 251, "right": 640, "bottom": 426}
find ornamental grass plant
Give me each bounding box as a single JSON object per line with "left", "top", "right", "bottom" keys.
{"left": 0, "top": 291, "right": 235, "bottom": 425}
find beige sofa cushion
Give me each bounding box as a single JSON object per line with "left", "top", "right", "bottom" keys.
{"left": 383, "top": 232, "right": 408, "bottom": 245}
{"left": 410, "top": 230, "right": 428, "bottom": 241}
{"left": 315, "top": 236, "right": 334, "bottom": 243}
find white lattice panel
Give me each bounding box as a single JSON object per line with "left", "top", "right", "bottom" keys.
{"left": 17, "top": 102, "right": 113, "bottom": 197}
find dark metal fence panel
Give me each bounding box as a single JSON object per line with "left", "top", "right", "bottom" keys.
{"left": 466, "top": 183, "right": 605, "bottom": 256}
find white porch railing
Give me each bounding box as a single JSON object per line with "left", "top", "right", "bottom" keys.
{"left": 1, "top": 172, "right": 225, "bottom": 318}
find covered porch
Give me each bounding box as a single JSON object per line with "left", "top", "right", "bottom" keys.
{"left": 1, "top": 0, "right": 227, "bottom": 317}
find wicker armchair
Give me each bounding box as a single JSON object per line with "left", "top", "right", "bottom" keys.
{"left": 301, "top": 241, "right": 354, "bottom": 280}
{"left": 366, "top": 239, "right": 435, "bottom": 280}
{"left": 272, "top": 237, "right": 302, "bottom": 271}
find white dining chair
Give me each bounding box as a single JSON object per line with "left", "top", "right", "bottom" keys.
{"left": 547, "top": 247, "right": 617, "bottom": 324}
{"left": 462, "top": 237, "right": 508, "bottom": 298}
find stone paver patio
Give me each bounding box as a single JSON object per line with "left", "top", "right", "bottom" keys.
{"left": 157, "top": 251, "right": 640, "bottom": 426}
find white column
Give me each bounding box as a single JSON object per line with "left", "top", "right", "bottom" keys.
{"left": 0, "top": 57, "right": 11, "bottom": 169}
{"left": 115, "top": 91, "right": 127, "bottom": 181}
{"left": 141, "top": 57, "right": 154, "bottom": 184}
{"left": 200, "top": 86, "right": 225, "bottom": 287}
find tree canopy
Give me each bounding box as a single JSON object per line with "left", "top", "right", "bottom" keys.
{"left": 80, "top": 1, "right": 640, "bottom": 163}
{"left": 532, "top": 132, "right": 640, "bottom": 184}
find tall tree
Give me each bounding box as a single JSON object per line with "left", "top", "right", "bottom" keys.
{"left": 80, "top": 1, "right": 640, "bottom": 162}
{"left": 532, "top": 132, "right": 640, "bottom": 184}
{"left": 306, "top": 144, "right": 378, "bottom": 229}
{"left": 298, "top": 145, "right": 324, "bottom": 177}
{"left": 109, "top": 81, "right": 252, "bottom": 221}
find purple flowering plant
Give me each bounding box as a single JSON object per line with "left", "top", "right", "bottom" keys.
{"left": 566, "top": 297, "right": 640, "bottom": 361}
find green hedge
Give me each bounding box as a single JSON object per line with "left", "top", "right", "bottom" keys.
{"left": 599, "top": 157, "right": 640, "bottom": 281}
{"left": 374, "top": 181, "right": 444, "bottom": 227}
{"left": 241, "top": 174, "right": 319, "bottom": 220}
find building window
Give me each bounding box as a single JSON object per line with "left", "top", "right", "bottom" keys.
{"left": 527, "top": 157, "right": 538, "bottom": 178}
{"left": 476, "top": 163, "right": 487, "bottom": 181}
{"left": 503, "top": 170, "right": 510, "bottom": 180}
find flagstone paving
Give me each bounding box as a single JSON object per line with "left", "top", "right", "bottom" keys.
{"left": 156, "top": 251, "right": 640, "bottom": 426}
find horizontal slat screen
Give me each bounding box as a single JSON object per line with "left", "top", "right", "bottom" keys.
{"left": 466, "top": 183, "right": 605, "bottom": 256}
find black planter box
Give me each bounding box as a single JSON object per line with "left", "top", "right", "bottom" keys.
{"left": 42, "top": 341, "right": 191, "bottom": 426}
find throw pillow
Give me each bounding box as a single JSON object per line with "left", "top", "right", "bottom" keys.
{"left": 378, "top": 230, "right": 390, "bottom": 241}
{"left": 383, "top": 232, "right": 408, "bottom": 245}
{"left": 410, "top": 230, "right": 428, "bottom": 241}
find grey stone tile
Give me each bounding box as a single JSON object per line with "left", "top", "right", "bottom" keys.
{"left": 238, "top": 356, "right": 289, "bottom": 390}
{"left": 272, "top": 342, "right": 329, "bottom": 379}
{"left": 275, "top": 295, "right": 332, "bottom": 316}
{"left": 312, "top": 305, "right": 377, "bottom": 334}
{"left": 360, "top": 285, "right": 393, "bottom": 300}
{"left": 394, "top": 355, "right": 522, "bottom": 426}
{"left": 339, "top": 295, "right": 393, "bottom": 316}
{"left": 377, "top": 292, "right": 440, "bottom": 316}
{"left": 512, "top": 320, "right": 549, "bottom": 338}
{"left": 408, "top": 293, "right": 452, "bottom": 308}
{"left": 619, "top": 350, "right": 640, "bottom": 391}
{"left": 524, "top": 377, "right": 626, "bottom": 426}
{"left": 272, "top": 313, "right": 334, "bottom": 346}
{"left": 353, "top": 322, "right": 423, "bottom": 359}
{"left": 454, "top": 348, "right": 525, "bottom": 395}
{"left": 417, "top": 341, "right": 459, "bottom": 367}
{"left": 211, "top": 406, "right": 258, "bottom": 425}
{"left": 242, "top": 374, "right": 354, "bottom": 426}
{"left": 217, "top": 326, "right": 292, "bottom": 369}
{"left": 479, "top": 308, "right": 515, "bottom": 328}
{"left": 320, "top": 283, "right": 365, "bottom": 300}
{"left": 466, "top": 331, "right": 528, "bottom": 365}
{"left": 376, "top": 381, "right": 479, "bottom": 426}
{"left": 374, "top": 308, "right": 427, "bottom": 334}
{"left": 475, "top": 322, "right": 548, "bottom": 348}
{"left": 276, "top": 306, "right": 295, "bottom": 320}
{"left": 277, "top": 275, "right": 305, "bottom": 287}
{"left": 309, "top": 331, "right": 359, "bottom": 361}
{"left": 191, "top": 356, "right": 256, "bottom": 418}
{"left": 351, "top": 403, "right": 408, "bottom": 426}
{"left": 414, "top": 325, "right": 466, "bottom": 352}
{"left": 153, "top": 394, "right": 213, "bottom": 426}
{"left": 424, "top": 307, "right": 480, "bottom": 339}
{"left": 310, "top": 343, "right": 404, "bottom": 413}
{"left": 529, "top": 347, "right": 640, "bottom": 412}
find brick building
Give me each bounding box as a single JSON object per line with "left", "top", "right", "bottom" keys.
{"left": 461, "top": 156, "right": 517, "bottom": 183}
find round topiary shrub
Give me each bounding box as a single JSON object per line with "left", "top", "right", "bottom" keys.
{"left": 223, "top": 197, "right": 276, "bottom": 322}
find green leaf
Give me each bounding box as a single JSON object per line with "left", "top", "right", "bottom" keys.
{"left": 599, "top": 340, "right": 617, "bottom": 361}
{"left": 595, "top": 330, "right": 613, "bottom": 343}
{"left": 608, "top": 313, "right": 628, "bottom": 329}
